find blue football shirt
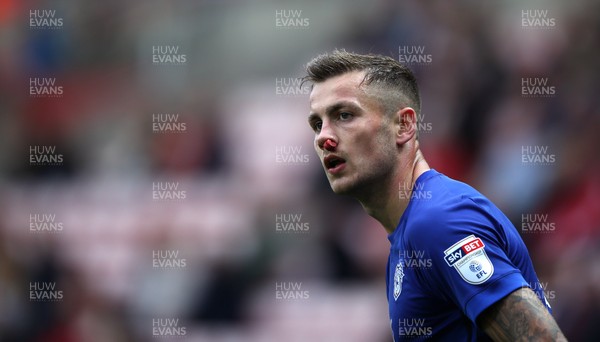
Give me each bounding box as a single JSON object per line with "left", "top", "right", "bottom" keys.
{"left": 386, "top": 169, "right": 551, "bottom": 341}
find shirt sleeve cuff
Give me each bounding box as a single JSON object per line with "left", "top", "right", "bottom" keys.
{"left": 464, "top": 271, "right": 529, "bottom": 323}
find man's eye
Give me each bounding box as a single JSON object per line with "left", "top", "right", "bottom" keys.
{"left": 312, "top": 121, "right": 322, "bottom": 132}
{"left": 339, "top": 112, "right": 352, "bottom": 120}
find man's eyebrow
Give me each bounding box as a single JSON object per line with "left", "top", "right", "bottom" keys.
{"left": 308, "top": 112, "right": 320, "bottom": 124}
{"left": 308, "top": 102, "right": 357, "bottom": 122}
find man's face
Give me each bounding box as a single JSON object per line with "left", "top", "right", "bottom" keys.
{"left": 308, "top": 71, "right": 398, "bottom": 196}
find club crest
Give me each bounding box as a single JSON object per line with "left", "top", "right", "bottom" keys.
{"left": 393, "top": 261, "right": 404, "bottom": 300}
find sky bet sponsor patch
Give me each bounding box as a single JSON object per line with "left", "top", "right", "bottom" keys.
{"left": 444, "top": 235, "right": 494, "bottom": 284}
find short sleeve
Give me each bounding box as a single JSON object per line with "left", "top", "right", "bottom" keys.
{"left": 406, "top": 199, "right": 530, "bottom": 323}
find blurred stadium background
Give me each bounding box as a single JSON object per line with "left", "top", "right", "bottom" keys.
{"left": 1, "top": 0, "right": 599, "bottom": 341}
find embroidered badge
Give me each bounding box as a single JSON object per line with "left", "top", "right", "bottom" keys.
{"left": 393, "top": 261, "right": 404, "bottom": 300}
{"left": 444, "top": 235, "right": 494, "bottom": 284}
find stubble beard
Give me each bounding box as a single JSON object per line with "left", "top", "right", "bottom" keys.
{"left": 329, "top": 133, "right": 398, "bottom": 201}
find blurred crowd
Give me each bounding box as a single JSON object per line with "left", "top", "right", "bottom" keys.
{"left": 0, "top": 0, "right": 599, "bottom": 341}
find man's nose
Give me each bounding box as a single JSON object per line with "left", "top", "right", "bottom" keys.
{"left": 316, "top": 125, "right": 337, "bottom": 151}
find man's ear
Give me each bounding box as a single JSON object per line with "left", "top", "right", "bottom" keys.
{"left": 394, "top": 107, "right": 417, "bottom": 146}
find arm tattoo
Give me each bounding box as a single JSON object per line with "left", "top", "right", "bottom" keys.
{"left": 477, "top": 287, "right": 568, "bottom": 341}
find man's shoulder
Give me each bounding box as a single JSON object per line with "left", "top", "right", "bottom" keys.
{"left": 405, "top": 174, "right": 501, "bottom": 247}
{"left": 413, "top": 171, "right": 496, "bottom": 218}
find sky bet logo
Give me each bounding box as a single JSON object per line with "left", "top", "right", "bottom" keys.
{"left": 29, "top": 9, "right": 63, "bottom": 29}
{"left": 444, "top": 235, "right": 494, "bottom": 285}
{"left": 152, "top": 45, "right": 187, "bottom": 65}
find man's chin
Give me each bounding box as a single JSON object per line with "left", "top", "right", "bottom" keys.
{"left": 329, "top": 178, "right": 356, "bottom": 196}
{"left": 329, "top": 175, "right": 378, "bottom": 199}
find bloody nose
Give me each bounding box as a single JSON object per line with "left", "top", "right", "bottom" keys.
{"left": 323, "top": 139, "right": 337, "bottom": 150}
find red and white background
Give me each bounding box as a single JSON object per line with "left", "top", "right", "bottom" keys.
{"left": 0, "top": 1, "right": 599, "bottom": 341}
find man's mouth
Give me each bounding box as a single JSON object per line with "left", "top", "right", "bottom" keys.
{"left": 323, "top": 155, "right": 346, "bottom": 174}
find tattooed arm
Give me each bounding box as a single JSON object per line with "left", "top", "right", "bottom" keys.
{"left": 477, "top": 287, "right": 567, "bottom": 341}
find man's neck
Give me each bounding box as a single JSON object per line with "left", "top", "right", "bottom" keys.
{"left": 358, "top": 149, "right": 430, "bottom": 234}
